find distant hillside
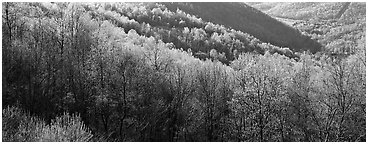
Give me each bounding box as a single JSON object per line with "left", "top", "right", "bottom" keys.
{"left": 247, "top": 2, "right": 366, "bottom": 22}
{"left": 162, "top": 2, "right": 322, "bottom": 53}
{"left": 247, "top": 2, "right": 344, "bottom": 20}
{"left": 247, "top": 2, "right": 366, "bottom": 55}
{"left": 339, "top": 2, "right": 366, "bottom": 23}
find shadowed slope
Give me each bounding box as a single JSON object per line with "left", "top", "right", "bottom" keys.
{"left": 163, "top": 2, "right": 322, "bottom": 53}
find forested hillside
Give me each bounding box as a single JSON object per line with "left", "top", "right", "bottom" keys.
{"left": 247, "top": 2, "right": 346, "bottom": 20}
{"left": 248, "top": 2, "right": 366, "bottom": 56}
{"left": 163, "top": 2, "right": 322, "bottom": 53}
{"left": 2, "top": 2, "right": 366, "bottom": 142}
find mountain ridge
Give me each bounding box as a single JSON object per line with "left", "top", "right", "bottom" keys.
{"left": 162, "top": 2, "right": 322, "bottom": 53}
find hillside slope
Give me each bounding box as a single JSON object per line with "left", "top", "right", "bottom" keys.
{"left": 247, "top": 2, "right": 366, "bottom": 55}
{"left": 247, "top": 2, "right": 365, "bottom": 22}
{"left": 70, "top": 2, "right": 304, "bottom": 64}
{"left": 247, "top": 2, "right": 344, "bottom": 20}
{"left": 162, "top": 2, "right": 322, "bottom": 53}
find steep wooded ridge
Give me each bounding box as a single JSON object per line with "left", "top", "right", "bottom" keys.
{"left": 84, "top": 2, "right": 304, "bottom": 63}
{"left": 162, "top": 2, "right": 322, "bottom": 53}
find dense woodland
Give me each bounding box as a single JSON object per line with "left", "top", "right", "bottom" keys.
{"left": 2, "top": 2, "right": 366, "bottom": 142}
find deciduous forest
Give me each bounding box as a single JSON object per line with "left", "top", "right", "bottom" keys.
{"left": 2, "top": 2, "right": 366, "bottom": 142}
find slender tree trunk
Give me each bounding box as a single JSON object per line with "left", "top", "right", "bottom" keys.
{"left": 280, "top": 118, "right": 285, "bottom": 142}
{"left": 101, "top": 113, "right": 108, "bottom": 133}
{"left": 100, "top": 61, "right": 104, "bottom": 89}
{"left": 5, "top": 3, "right": 12, "bottom": 42}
